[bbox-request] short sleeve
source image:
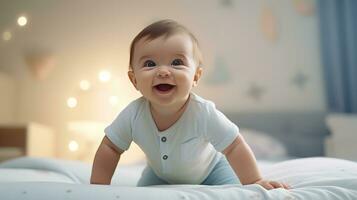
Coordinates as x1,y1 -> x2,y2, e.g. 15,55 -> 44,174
205,102 -> 240,152
104,102 -> 135,151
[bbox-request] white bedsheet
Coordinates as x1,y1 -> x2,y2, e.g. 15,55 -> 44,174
0,157 -> 356,200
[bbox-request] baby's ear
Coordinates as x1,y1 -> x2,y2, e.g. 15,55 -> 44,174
193,67 -> 203,87
128,70 -> 138,90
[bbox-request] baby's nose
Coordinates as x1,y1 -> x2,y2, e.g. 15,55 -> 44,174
156,66 -> 171,78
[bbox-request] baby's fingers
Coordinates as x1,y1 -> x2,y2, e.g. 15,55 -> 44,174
260,182 -> 274,190
282,183 -> 292,190
270,181 -> 284,189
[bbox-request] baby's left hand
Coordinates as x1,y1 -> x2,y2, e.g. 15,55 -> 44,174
254,179 -> 291,190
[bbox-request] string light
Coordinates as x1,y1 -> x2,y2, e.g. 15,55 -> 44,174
17,16 -> 28,26
2,31 -> 12,41
68,140 -> 79,152
79,80 -> 91,91
98,70 -> 111,82
67,97 -> 77,108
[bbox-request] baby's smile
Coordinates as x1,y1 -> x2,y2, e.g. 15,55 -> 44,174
153,83 -> 176,95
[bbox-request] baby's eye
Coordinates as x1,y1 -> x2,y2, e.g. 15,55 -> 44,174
171,59 -> 184,66
143,60 -> 156,67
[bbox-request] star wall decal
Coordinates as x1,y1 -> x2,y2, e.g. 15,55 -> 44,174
220,0 -> 234,8
246,83 -> 266,101
291,71 -> 309,89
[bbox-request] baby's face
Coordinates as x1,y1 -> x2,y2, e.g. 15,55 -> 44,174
129,33 -> 202,107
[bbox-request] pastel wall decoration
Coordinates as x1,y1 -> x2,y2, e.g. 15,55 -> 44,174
24,47 -> 57,81
292,0 -> 315,16
220,0 -> 234,8
246,83 -> 266,101
261,5 -> 279,42
291,70 -> 309,89
204,56 -> 232,85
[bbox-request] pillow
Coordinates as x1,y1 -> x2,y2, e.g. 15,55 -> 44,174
240,129 -> 287,160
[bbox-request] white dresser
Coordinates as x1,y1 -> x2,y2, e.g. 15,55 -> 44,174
0,123 -> 55,162
0,72 -> 56,162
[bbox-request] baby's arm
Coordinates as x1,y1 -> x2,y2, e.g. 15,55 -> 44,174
90,136 -> 124,185
223,136 -> 290,190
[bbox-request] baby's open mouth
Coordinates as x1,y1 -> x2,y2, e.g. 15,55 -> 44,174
154,84 -> 176,92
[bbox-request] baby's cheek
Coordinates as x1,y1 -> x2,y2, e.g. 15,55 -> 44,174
178,80 -> 193,92
177,72 -> 195,84
137,76 -> 152,87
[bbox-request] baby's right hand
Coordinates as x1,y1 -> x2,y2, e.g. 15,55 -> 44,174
254,179 -> 291,190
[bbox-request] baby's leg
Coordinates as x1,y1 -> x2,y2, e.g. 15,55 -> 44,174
137,165 -> 169,186
201,156 -> 241,185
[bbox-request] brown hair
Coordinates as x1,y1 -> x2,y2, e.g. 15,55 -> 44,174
129,19 -> 203,70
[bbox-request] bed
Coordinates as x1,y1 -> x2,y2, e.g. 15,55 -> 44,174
0,111 -> 356,199
0,156 -> 357,200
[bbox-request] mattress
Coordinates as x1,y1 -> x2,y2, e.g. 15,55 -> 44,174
0,157 -> 356,200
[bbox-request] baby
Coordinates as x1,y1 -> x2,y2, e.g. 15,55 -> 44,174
91,19 -> 290,190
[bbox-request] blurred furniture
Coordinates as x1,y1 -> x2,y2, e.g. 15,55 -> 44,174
0,72 -> 16,124
0,123 -> 55,162
325,113 -> 357,161
225,111 -> 329,157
